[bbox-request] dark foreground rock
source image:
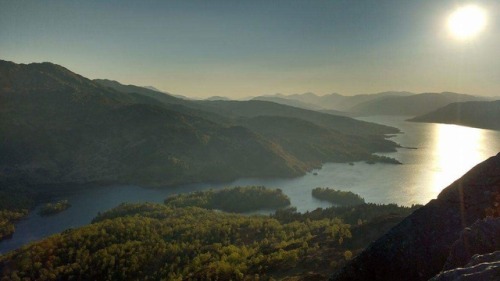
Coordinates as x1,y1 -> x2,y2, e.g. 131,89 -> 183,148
429,251 -> 500,281
442,217 -> 500,271
330,153 -> 500,281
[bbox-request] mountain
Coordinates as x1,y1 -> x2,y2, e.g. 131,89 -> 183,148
331,152 -> 500,281
142,85 -> 163,92
205,95 -> 231,101
409,100 -> 500,131
94,79 -> 229,124
0,60 -> 400,193
256,91 -> 414,111
94,79 -> 181,104
319,109 -> 358,118
349,92 -> 488,116
237,116 -> 400,166
96,80 -> 400,136
0,61 -> 307,188
252,95 -> 325,110
188,100 -> 400,136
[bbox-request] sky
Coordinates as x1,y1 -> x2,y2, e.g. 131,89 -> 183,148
1,0 -> 500,98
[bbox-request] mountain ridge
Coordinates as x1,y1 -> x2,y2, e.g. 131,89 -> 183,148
409,100 -> 500,131
349,92 -> 488,116
0,60 -> 400,193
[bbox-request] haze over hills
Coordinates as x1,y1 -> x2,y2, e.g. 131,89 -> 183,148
96,80 -> 399,136
253,95 -> 325,111
205,96 -> 232,101
252,91 -> 490,118
0,60 -> 399,193
409,100 -> 500,131
349,92 -> 489,116
254,91 -> 414,112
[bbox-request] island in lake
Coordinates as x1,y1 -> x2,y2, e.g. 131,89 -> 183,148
164,186 -> 290,213
39,200 -> 71,216
312,187 -> 366,206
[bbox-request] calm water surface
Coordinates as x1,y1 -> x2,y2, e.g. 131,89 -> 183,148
1,116 -> 500,253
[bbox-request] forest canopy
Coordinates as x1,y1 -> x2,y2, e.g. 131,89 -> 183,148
164,186 -> 290,213
312,187 -> 366,206
39,200 -> 71,216
0,197 -> 423,280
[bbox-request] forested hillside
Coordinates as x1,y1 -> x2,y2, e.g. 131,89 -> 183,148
0,200 -> 420,280
0,60 -> 400,194
409,100 -> 500,131
164,186 -> 291,212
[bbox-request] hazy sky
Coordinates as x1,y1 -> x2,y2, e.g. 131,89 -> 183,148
2,0 -> 500,98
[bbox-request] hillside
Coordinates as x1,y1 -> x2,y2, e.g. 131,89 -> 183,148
238,116 -> 400,165
0,60 -> 400,195
256,91 -> 414,112
0,60 -> 307,189
95,80 -> 398,136
94,79 -> 230,124
189,100 -> 400,136
409,100 -> 500,131
349,92 -> 487,116
0,197 -> 420,280
252,95 -> 325,111
331,153 -> 500,281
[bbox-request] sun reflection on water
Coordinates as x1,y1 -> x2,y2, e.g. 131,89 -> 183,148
431,124 -> 484,193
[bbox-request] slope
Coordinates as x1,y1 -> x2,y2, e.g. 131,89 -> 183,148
0,60 -> 306,188
190,100 -> 400,136
94,80 -> 400,136
238,116 -> 400,165
409,100 -> 500,131
349,92 -> 488,116
252,95 -> 326,111
256,91 -> 414,111
331,153 -> 500,281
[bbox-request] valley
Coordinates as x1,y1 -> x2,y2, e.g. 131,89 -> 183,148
1,61 -> 499,280
2,1 -> 500,280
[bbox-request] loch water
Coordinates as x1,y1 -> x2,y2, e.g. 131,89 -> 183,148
2,116 -> 500,254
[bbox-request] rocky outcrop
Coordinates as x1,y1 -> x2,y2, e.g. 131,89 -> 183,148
442,217 -> 500,270
429,251 -> 500,281
330,153 -> 500,281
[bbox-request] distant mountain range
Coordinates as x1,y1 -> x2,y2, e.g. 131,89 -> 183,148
409,100 -> 500,131
0,60 -> 399,193
204,96 -> 231,101
253,91 -> 414,112
349,92 -> 488,116
251,91 -> 490,118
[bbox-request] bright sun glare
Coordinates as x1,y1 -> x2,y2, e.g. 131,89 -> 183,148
448,5 -> 487,40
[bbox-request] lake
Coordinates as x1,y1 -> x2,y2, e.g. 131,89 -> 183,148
1,116 -> 500,254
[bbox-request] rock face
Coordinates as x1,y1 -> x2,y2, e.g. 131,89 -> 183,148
330,153 -> 500,281
429,251 -> 500,281
442,217 -> 500,270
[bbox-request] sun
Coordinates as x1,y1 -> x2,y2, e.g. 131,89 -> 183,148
448,5 -> 487,40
